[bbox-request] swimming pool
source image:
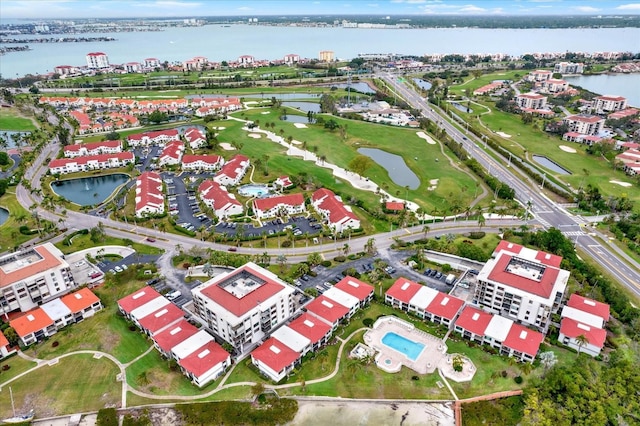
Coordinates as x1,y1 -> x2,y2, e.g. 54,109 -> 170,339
238,184 -> 271,197
381,332 -> 425,361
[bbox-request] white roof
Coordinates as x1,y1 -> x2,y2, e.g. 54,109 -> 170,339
561,306 -> 605,328
271,326 -> 310,353
485,315 -> 513,342
130,296 -> 169,321
40,298 -> 72,321
172,329 -> 214,360
409,286 -> 439,309
323,287 -> 359,310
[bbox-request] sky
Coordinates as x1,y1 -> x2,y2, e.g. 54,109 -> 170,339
2,0 -> 640,20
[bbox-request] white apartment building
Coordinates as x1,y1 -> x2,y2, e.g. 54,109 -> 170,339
252,193 -> 306,219
86,52 -> 109,69
0,243 -> 77,315
48,152 -> 134,175
515,93 -> 547,110
473,241 -> 569,333
554,62 -> 584,75
311,188 -> 360,233
213,155 -> 250,187
135,171 -> 164,217
593,95 -> 627,114
198,180 -> 243,218
191,263 -> 296,353
562,114 -> 605,136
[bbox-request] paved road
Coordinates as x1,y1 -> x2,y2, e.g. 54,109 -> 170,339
378,71 -> 640,298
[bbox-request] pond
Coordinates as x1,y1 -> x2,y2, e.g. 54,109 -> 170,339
282,101 -> 321,113
51,174 -> 130,206
413,78 -> 432,91
450,102 -> 473,114
0,207 -> 8,226
0,130 -> 31,149
280,115 -> 314,124
532,155 -> 572,175
327,82 -> 376,94
357,148 -> 420,189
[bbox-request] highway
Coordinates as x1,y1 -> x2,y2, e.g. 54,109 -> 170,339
378,72 -> 640,297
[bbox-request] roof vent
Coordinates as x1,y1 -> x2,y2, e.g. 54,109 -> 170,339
472,313 -> 480,321
519,330 -> 528,339
74,294 -> 83,299
197,349 -> 211,359
440,297 -> 450,306
154,308 -> 169,318
170,327 -> 182,335
303,320 -> 315,328
584,299 -> 596,306
269,345 -> 281,354
347,280 -> 359,288
577,322 -> 591,331
321,300 -> 334,309
401,282 -> 410,291
27,314 -> 35,321
132,291 -> 146,300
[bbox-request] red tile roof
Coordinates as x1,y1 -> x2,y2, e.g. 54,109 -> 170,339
178,340 -> 230,378
49,152 -> 134,169
10,308 -> 54,338
0,330 -> 9,348
60,288 -> 100,313
251,337 -> 300,373
454,306 -> 493,336
160,140 -> 183,161
304,295 -> 350,324
198,180 -> 241,211
199,265 -> 288,318
487,253 -> 560,298
217,154 -> 249,180
502,323 -> 544,356
153,319 -> 199,353
117,286 -> 162,315
183,154 -> 222,165
566,114 -> 603,123
386,202 -> 405,211
64,140 -> 121,154
559,317 -> 606,348
311,188 -> 358,226
136,171 -> 163,212
334,276 -> 373,302
287,313 -> 332,345
566,294 -> 610,322
385,278 -> 422,304
137,303 -> 185,334
1,244 -> 65,288
254,193 -> 305,212
425,292 -> 464,321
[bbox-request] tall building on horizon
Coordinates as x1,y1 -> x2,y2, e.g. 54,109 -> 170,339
86,52 -> 109,69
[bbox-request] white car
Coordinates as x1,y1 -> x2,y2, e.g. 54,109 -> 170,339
121,264 -> 128,270
114,266 -> 123,273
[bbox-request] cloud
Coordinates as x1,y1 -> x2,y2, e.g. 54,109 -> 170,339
459,5 -> 486,13
131,1 -> 202,8
237,6 -> 253,11
573,6 -> 600,12
616,3 -> 640,10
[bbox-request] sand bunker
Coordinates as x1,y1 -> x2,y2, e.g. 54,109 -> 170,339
219,143 -> 236,150
294,123 -> 308,129
610,180 -> 632,187
559,145 -> 577,153
212,126 -> 226,130
261,111 -> 270,114
247,133 -> 262,139
416,131 -> 436,145
428,178 -> 439,191
496,131 -> 512,138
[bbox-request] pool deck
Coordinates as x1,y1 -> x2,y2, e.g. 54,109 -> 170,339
364,316 -> 447,375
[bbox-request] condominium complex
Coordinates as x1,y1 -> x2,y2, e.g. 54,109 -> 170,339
0,243 -> 77,315
473,241 -> 569,332
191,263 -> 296,353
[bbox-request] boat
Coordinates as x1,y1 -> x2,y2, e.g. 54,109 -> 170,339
2,387 -> 34,424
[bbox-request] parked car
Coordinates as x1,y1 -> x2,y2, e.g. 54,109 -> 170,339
114,266 -> 123,273
146,237 -> 156,242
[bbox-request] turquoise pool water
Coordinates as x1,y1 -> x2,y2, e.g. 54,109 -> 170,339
238,184 -> 271,197
381,332 -> 425,361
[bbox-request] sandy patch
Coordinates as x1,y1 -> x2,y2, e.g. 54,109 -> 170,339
261,111 -> 270,114
248,133 -> 262,139
416,131 -> 436,145
294,123 -> 308,129
610,180 -> 632,187
496,131 -> 512,138
289,400 -> 454,426
559,145 -> 577,153
219,142 -> 236,150
212,126 -> 226,130
428,178 -> 439,191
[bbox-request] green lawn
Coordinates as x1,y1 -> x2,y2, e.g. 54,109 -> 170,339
54,232 -> 163,255
0,191 -> 47,251
0,354 -> 120,418
0,108 -> 37,131
126,349 -> 221,396
0,354 -> 38,384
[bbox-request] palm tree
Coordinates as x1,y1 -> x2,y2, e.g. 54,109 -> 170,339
364,237 -> 376,255
575,334 -> 589,356
342,243 -> 350,256
276,254 -> 287,273
307,252 -> 322,267
422,225 -> 430,239
477,213 -> 486,230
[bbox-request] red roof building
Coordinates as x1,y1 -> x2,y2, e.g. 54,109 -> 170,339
424,292 -> 464,325
191,262 -> 296,352
502,322 -> 544,360
214,154 -> 250,186
286,313 -> 332,350
385,201 -> 405,211
311,188 -> 360,233
566,294 -> 610,324
454,306 -> 493,341
153,319 -> 199,356
559,317 -> 607,356
137,303 -> 185,336
135,171 -> 164,218
198,180 -> 243,218
304,295 -> 350,328
48,152 -> 135,175
253,193 -> 306,219
117,286 -> 162,316
178,340 -> 231,387
334,276 -> 374,305
250,337 -> 300,382
10,308 -> 55,346
183,154 -> 224,171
